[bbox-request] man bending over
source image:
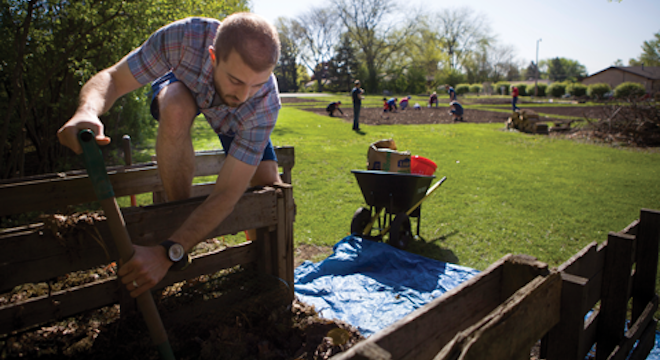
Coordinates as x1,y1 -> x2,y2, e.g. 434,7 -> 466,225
57,13 -> 282,298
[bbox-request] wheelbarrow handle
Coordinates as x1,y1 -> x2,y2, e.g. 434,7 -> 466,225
379,176 -> 447,237
78,129 -> 176,360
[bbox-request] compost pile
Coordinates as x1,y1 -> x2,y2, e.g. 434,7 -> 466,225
2,270 -> 364,360
566,100 -> 660,147
0,213 -> 364,360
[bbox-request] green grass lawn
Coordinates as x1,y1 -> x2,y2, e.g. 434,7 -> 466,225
270,106 -> 660,271
125,99 -> 659,272
119,99 -> 660,321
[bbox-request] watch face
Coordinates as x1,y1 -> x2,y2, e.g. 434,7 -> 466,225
168,243 -> 185,262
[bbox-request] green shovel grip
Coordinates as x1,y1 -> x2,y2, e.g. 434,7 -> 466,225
78,129 -> 115,200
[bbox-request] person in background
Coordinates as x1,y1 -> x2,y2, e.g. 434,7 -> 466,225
512,86 -> 519,111
387,97 -> 398,112
399,96 -> 411,110
326,101 -> 344,117
351,80 -> 364,130
413,102 -> 421,110
448,100 -> 464,122
445,84 -> 456,102
428,92 -> 438,108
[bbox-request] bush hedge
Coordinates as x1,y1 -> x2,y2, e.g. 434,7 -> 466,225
547,82 -> 567,98
511,83 -> 528,96
566,83 -> 588,97
613,82 -> 646,99
587,83 -> 611,99
469,84 -> 482,94
456,84 -> 471,95
494,81 -> 511,95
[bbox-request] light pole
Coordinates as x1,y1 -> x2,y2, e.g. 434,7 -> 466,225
535,38 -> 542,97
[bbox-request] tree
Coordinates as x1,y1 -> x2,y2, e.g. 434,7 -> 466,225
542,57 -> 587,82
334,0 -> 409,92
296,6 -> 342,92
0,0 -> 248,179
326,33 -> 360,92
629,31 -> 660,67
274,17 -> 304,93
432,7 -> 493,72
404,14 -> 448,91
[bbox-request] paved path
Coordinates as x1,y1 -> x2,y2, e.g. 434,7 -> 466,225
279,93 -> 330,98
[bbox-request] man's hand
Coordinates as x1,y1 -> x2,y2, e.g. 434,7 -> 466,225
57,115 -> 111,154
118,245 -> 171,298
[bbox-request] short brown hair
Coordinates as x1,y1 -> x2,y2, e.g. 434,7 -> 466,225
214,12 -> 280,72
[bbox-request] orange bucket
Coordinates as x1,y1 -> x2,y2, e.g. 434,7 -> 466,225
411,155 -> 437,176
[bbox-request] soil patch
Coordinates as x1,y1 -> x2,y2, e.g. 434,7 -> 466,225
306,106 -> 515,126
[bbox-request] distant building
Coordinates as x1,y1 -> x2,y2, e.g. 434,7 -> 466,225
581,66 -> 660,94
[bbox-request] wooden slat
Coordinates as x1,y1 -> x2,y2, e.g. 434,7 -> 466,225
595,232 -> 635,360
0,242 -> 256,335
545,272 -> 589,360
607,295 -> 658,360
631,209 -> 660,323
0,187 -> 278,293
434,273 -> 561,360
581,309 -> 599,360
558,241 -> 605,280
332,254 -> 549,360
627,319 -> 658,360
0,147 -> 294,217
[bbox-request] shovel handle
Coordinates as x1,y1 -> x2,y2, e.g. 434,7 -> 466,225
78,129 -> 175,360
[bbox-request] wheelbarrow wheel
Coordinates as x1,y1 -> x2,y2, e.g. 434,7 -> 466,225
351,207 -> 372,236
389,212 -> 412,249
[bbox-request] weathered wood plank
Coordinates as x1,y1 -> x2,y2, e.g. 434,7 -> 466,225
545,272 -> 589,360
631,209 -> 660,323
582,309 -> 599,360
627,319 -> 658,360
434,272 -> 561,360
558,241 -> 605,280
607,295 -> 658,360
595,232 -> 635,360
0,242 -> 256,335
0,188 -> 278,293
332,255 -> 549,360
0,147 -> 294,216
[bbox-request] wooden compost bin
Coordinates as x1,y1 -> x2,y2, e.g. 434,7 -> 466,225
332,208 -> 660,360
0,147 -> 295,336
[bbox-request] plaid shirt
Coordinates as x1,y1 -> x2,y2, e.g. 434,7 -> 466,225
126,17 -> 280,166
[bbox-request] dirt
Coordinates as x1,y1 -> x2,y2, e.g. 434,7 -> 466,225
290,97 -> 606,127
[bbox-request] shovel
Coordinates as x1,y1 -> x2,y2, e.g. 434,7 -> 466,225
78,129 -> 175,360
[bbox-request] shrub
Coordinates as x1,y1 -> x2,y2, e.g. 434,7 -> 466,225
587,83 -> 611,99
455,83 -> 471,95
531,83 -> 547,97
512,83 -> 528,96
469,84 -> 482,94
547,82 -> 568,98
494,81 -> 511,95
566,83 -> 588,97
613,82 -> 646,99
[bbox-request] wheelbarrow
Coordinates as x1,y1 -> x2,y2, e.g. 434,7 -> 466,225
350,170 -> 447,249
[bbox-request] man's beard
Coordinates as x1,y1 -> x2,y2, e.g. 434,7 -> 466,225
215,82 -> 242,108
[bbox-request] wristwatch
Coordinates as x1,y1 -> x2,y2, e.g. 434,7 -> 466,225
159,240 -> 191,271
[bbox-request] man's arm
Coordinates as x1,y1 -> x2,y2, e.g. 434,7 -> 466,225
57,56 -> 143,154
118,154 -> 257,297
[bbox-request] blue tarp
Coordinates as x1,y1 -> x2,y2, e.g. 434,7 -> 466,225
293,235 -> 480,337
294,236 -> 660,357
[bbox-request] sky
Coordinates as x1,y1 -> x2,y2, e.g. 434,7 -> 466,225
250,0 -> 660,76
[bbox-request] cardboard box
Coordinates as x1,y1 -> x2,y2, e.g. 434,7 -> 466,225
367,139 -> 411,173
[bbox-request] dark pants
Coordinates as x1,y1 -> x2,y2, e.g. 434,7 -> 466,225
353,103 -> 361,129
512,96 -> 519,111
